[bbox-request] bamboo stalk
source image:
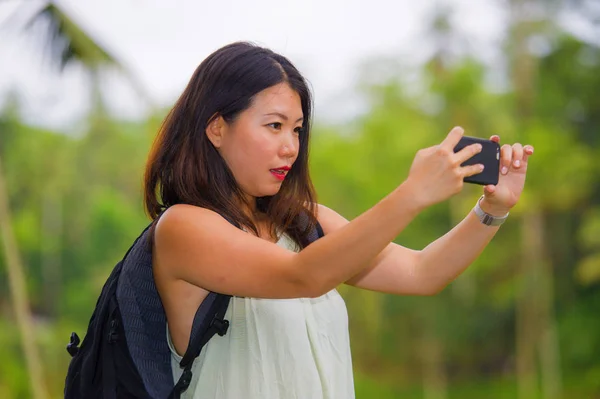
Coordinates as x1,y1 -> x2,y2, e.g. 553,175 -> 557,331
0,155 -> 48,399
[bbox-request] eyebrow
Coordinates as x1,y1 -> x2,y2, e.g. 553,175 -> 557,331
264,112 -> 303,123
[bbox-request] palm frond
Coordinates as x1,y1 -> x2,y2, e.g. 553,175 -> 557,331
23,3 -> 116,71
21,1 -> 154,106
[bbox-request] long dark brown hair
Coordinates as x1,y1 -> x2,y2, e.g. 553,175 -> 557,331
144,42 -> 318,247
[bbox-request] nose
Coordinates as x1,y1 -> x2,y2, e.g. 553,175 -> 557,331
279,130 -> 299,159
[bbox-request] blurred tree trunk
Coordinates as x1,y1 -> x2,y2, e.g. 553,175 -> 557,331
525,207 -> 563,399
534,216 -> 562,399
509,0 -> 562,398
420,317 -> 447,399
516,211 -> 541,399
518,209 -> 561,399
0,155 -> 48,399
41,192 -> 62,318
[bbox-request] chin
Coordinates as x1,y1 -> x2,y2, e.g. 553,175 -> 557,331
259,183 -> 283,197
263,188 -> 282,197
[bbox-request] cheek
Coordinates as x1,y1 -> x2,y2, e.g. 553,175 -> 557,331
228,131 -> 273,173
244,133 -> 275,161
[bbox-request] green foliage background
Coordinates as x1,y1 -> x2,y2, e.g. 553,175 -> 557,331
1,1 -> 599,398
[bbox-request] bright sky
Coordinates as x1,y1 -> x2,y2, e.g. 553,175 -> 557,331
0,0 -> 512,129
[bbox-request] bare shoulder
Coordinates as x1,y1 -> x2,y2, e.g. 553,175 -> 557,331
153,203 -> 240,281
155,204 -> 230,238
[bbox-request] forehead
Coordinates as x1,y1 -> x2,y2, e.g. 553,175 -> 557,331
249,83 -> 303,118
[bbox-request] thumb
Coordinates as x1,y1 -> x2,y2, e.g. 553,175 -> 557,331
484,185 -> 496,197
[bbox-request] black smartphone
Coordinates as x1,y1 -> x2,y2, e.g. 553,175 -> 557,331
453,136 -> 500,186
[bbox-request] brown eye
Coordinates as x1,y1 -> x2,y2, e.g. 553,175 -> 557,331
294,127 -> 304,135
267,122 -> 282,130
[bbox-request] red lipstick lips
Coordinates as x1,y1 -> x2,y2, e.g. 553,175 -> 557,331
270,166 -> 290,181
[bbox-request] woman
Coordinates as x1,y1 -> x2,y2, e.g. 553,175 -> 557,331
145,41 -> 533,398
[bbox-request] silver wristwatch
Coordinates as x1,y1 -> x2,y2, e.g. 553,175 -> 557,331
473,196 -> 509,226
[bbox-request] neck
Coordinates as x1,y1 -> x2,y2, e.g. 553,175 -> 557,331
237,193 -> 259,220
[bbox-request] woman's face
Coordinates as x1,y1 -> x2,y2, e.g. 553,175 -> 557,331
211,82 -> 304,201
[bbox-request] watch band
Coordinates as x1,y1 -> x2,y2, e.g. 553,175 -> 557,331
473,196 -> 509,226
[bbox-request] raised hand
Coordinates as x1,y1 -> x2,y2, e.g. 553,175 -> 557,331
480,135 -> 534,215
406,126 -> 484,209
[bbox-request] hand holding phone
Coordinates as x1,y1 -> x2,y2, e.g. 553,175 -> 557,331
453,136 -> 500,186
405,128 -> 496,209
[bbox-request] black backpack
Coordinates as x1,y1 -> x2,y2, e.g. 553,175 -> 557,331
64,217 -> 324,399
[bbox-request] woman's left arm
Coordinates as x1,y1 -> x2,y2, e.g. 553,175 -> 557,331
342,136 -> 534,295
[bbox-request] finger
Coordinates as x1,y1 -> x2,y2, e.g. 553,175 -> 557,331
500,144 -> 512,175
454,143 -> 483,164
512,143 -> 524,169
490,135 -> 500,143
441,126 -> 465,150
484,185 -> 496,195
522,144 -> 534,163
461,163 -> 485,178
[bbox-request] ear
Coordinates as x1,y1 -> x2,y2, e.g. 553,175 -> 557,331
205,114 -> 226,148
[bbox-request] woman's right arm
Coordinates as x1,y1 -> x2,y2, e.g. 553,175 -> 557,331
153,127 -> 484,299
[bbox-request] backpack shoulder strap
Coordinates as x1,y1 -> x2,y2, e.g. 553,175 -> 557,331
315,220 -> 324,239
179,292 -> 231,369
169,292 -> 231,397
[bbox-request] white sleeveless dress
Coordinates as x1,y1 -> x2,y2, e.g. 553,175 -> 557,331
167,233 -> 355,399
